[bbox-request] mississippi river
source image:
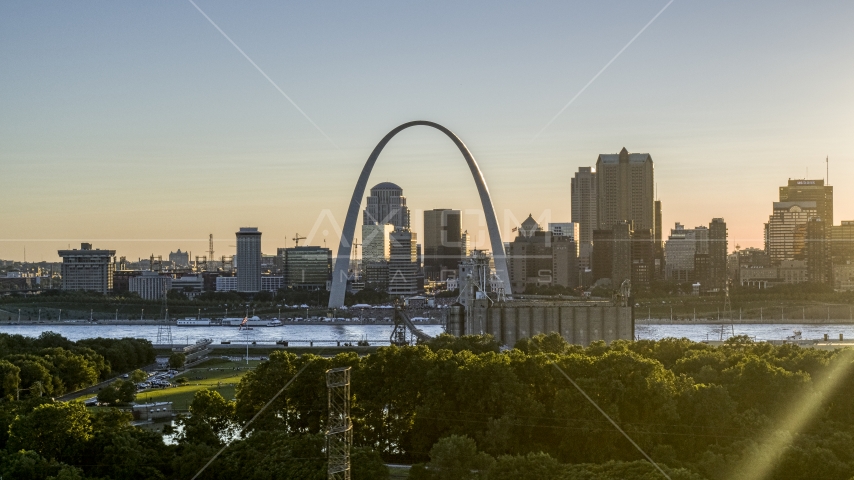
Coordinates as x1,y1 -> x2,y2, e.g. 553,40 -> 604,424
2,322 -> 854,345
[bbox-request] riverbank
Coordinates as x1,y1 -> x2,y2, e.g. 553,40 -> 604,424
0,318 -> 442,327
153,345 -> 382,356
637,317 -> 854,325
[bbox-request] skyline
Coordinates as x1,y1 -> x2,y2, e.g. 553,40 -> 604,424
2,1 -> 853,261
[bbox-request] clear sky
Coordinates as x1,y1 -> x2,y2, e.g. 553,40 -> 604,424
1,0 -> 852,262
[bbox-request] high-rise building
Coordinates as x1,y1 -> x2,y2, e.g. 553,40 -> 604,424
806,218 -> 829,284
612,221 -> 633,286
235,227 -> 262,292
780,179 -> 833,283
363,182 -> 410,230
58,243 -> 116,294
654,200 -> 664,279
591,229 -> 614,284
548,223 -> 579,243
361,224 -> 394,264
423,209 -> 462,281
571,167 -> 597,269
665,224 -> 696,283
831,221 -> 854,264
831,220 -> 854,293
508,215 -> 577,293
766,202 -> 818,264
461,230 -> 471,258
388,230 -> 419,296
779,179 -> 833,226
595,148 -> 654,232
282,246 -> 332,290
708,218 -> 728,290
631,228 -> 654,287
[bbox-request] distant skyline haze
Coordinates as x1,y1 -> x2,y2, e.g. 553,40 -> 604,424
1,1 -> 852,261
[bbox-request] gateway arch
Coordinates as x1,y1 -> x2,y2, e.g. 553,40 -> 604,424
328,120 -> 510,308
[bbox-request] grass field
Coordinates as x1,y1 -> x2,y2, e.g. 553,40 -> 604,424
132,358 -> 262,410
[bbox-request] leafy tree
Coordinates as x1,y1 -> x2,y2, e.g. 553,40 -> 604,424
0,450 -> 83,480
413,435 -> 495,480
486,452 -> 566,480
352,446 -> 390,480
203,431 -> 326,480
169,352 -> 186,370
179,389 -> 236,446
9,356 -> 55,396
80,426 -> 173,480
7,401 -> 92,462
514,332 -> 576,355
426,334 -> 500,354
130,369 -> 148,383
39,347 -> 100,393
97,379 -> 136,406
0,359 -> 20,400
253,290 -> 274,302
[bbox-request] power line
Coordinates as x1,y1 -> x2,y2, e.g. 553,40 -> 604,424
190,361 -> 311,480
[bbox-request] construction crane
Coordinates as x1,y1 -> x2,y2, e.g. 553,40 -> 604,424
352,238 -> 361,258
292,233 -> 306,247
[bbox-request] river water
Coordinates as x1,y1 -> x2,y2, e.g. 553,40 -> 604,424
0,323 -> 447,346
2,323 -> 854,345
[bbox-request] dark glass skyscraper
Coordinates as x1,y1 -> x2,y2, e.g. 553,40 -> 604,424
423,209 -> 462,281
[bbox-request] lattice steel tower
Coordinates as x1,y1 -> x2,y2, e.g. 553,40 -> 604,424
326,367 -> 352,480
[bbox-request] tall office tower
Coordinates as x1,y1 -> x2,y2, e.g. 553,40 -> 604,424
282,246 -> 332,290
548,223 -> 579,242
687,221 -> 707,285
595,148 -> 654,232
612,221 -> 633,286
508,215 -> 577,293
361,224 -> 394,263
832,221 -> 854,291
423,209 -> 462,281
235,227 -> 262,292
832,221 -> 854,263
58,243 -> 116,294
591,229 -> 614,283
654,200 -> 664,279
780,179 -> 833,283
388,230 -> 419,296
665,224 -> 696,282
766,202 -> 818,264
631,228 -> 654,287
571,167 -> 597,269
806,218 -> 829,284
363,182 -> 410,229
708,218 -> 728,290
461,230 -> 471,258
779,179 -> 833,226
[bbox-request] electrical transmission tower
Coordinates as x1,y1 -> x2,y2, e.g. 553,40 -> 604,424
156,289 -> 172,346
326,367 -> 352,480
